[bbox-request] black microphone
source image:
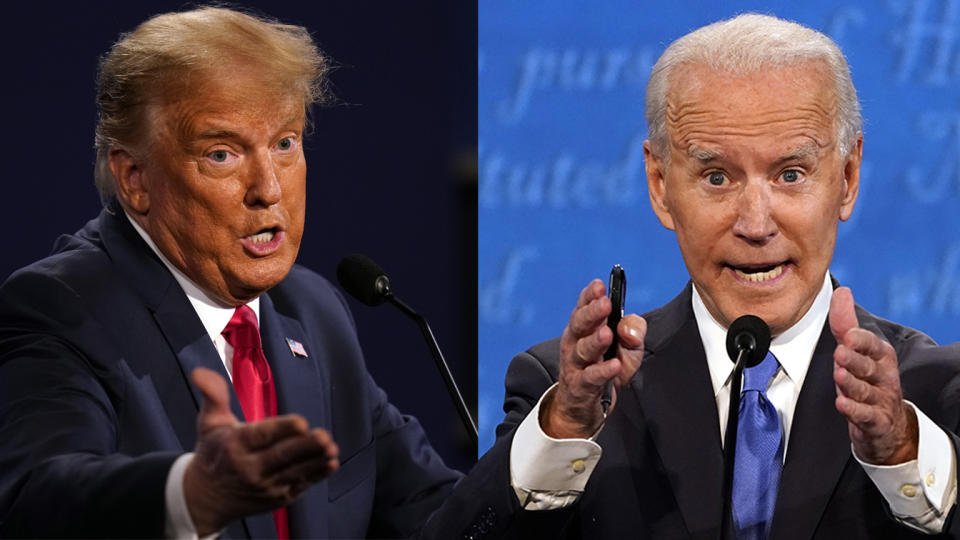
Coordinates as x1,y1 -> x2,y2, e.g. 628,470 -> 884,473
336,254 -> 478,446
720,314 -> 771,540
336,254 -> 392,306
725,314 -> 771,368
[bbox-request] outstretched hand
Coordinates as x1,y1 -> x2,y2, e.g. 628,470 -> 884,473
542,279 -> 647,439
183,368 -> 340,535
830,287 -> 917,465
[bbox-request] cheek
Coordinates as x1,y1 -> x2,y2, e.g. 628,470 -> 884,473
797,219 -> 838,265
150,174 -> 225,226
179,202 -> 228,240
670,202 -> 730,260
284,166 -> 307,220
278,181 -> 306,257
782,196 -> 840,245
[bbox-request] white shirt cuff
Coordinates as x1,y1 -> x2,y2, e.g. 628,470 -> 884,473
165,452 -> 203,539
857,401 -> 957,532
509,384 -> 603,510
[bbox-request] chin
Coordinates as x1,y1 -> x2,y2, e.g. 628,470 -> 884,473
245,273 -> 289,295
715,299 -> 793,337
751,306 -> 801,338
231,262 -> 294,299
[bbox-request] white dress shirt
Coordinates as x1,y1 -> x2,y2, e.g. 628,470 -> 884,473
510,274 -> 956,533
126,213 -> 257,539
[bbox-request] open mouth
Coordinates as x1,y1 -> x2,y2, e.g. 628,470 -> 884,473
727,262 -> 787,283
247,228 -> 278,245
241,227 -> 284,255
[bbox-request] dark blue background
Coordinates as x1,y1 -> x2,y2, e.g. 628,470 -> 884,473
0,2 -> 477,471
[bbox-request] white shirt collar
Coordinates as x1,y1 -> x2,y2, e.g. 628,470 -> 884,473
692,272 -> 832,397
124,211 -> 260,345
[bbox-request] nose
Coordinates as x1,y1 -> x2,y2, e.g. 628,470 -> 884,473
244,149 -> 282,207
731,179 -> 777,245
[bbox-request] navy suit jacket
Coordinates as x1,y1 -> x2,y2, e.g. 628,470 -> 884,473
434,283 -> 960,539
0,201 -> 461,538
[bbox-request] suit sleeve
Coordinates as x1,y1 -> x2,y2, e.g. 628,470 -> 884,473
927,344 -> 960,537
361,375 -> 464,537
420,341 -> 583,540
0,270 -> 179,538
304,281 -> 464,538
509,384 -> 602,509
857,401 -> 957,533
889,336 -> 960,537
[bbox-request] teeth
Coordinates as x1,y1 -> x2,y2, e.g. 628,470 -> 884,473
734,264 -> 784,283
248,230 -> 275,245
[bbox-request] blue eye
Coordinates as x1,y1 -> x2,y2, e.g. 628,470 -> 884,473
782,170 -> 800,183
708,172 -> 726,186
277,137 -> 293,151
209,150 -> 229,163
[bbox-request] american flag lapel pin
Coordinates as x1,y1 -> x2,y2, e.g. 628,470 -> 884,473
285,337 -> 308,358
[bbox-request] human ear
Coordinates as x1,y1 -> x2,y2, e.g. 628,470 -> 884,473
109,148 -> 150,214
838,135 -> 862,222
645,140 -> 676,231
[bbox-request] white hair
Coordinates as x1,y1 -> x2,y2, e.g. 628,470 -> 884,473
645,13 -> 862,157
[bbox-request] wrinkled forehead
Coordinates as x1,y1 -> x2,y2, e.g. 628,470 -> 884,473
147,64 -> 307,145
664,62 -> 839,157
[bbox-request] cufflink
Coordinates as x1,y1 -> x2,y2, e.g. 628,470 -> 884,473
900,484 -> 918,498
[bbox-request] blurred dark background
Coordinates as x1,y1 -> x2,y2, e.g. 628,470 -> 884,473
0,1 -> 478,471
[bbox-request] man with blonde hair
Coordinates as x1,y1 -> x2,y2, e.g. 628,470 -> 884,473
0,7 -> 461,538
443,13 -> 960,539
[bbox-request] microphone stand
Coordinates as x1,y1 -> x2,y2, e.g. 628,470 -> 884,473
720,348 -> 748,540
385,292 -> 479,446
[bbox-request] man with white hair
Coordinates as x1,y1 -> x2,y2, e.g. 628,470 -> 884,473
442,14 -> 960,540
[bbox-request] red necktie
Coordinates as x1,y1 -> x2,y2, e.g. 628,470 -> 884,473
222,305 -> 289,540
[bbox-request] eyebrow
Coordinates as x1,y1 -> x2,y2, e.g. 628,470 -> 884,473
685,142 -> 821,165
775,143 -> 820,164
687,145 -> 724,162
191,114 -> 304,142
194,128 -> 241,141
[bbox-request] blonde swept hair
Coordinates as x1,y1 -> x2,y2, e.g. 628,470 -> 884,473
645,13 -> 862,159
93,6 -> 330,202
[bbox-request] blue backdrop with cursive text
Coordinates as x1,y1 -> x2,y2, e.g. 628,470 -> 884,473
479,0 -> 960,452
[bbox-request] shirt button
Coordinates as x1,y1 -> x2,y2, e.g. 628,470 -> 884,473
900,484 -> 918,498
571,459 -> 586,474
926,472 -> 936,487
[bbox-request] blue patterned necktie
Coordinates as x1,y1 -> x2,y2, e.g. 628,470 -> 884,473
732,351 -> 783,540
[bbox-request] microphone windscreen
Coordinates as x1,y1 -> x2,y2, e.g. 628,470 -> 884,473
725,314 -> 772,368
337,254 -> 389,306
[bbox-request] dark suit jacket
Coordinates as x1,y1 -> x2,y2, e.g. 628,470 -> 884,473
0,201 -> 461,539
433,283 -> 960,539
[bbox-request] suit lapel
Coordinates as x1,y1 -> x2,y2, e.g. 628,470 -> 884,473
145,255 -> 277,540
151,290 -> 244,420
259,293 -> 332,537
627,291 -> 725,538
96,204 -> 247,425
769,322 -> 851,539
260,294 -> 331,428
97,205 -> 278,539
